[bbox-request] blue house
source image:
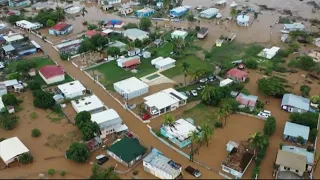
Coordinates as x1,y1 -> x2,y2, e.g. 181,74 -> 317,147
170,6 -> 189,18
283,122 -> 310,145
160,118 -> 202,148
8,0 -> 31,8
2,40 -> 40,57
136,7 -> 155,17
49,23 -> 73,36
281,93 -> 312,113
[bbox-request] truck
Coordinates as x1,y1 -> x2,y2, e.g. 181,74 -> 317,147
185,166 -> 201,178
227,33 -> 236,42
197,27 -> 209,39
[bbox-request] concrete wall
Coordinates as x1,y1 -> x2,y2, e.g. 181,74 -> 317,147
39,72 -> 65,85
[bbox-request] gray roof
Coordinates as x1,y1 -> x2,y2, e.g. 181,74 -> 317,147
2,44 -> 15,52
284,23 -> 305,30
282,145 -> 314,165
124,28 -> 148,38
238,93 -> 258,101
200,8 -> 219,16
281,93 -> 310,111
109,40 -> 126,48
284,122 -> 310,140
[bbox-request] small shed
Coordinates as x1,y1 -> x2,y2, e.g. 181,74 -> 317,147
143,51 -> 151,59
236,15 -> 250,27
200,8 -> 219,18
171,30 -> 188,40
28,68 -> 36,77
151,57 -> 176,70
219,78 -> 233,87
236,93 -> 258,108
283,122 -> 310,145
197,27 -> 209,39
226,141 -> 239,152
216,39 -> 224,47
260,46 -> 280,59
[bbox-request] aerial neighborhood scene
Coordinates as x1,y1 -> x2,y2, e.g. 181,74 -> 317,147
1,0 -> 320,179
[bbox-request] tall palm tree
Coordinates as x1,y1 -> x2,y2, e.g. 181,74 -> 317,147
189,130 -> 200,162
162,114 -> 176,127
200,122 -> 214,147
81,7 -> 88,17
247,132 -> 265,152
201,85 -> 214,104
172,37 -> 185,54
217,108 -> 227,127
98,20 -> 104,29
222,104 -> 232,126
181,62 -> 190,85
56,7 -> 65,22
190,68 -> 205,81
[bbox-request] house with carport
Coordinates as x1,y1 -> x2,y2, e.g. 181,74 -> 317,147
57,80 -> 86,99
170,6 -> 189,17
171,30 -> 188,40
281,94 -> 312,113
113,77 -> 149,100
39,65 -> 65,85
0,137 -> 29,166
117,56 -> 141,68
283,122 -> 310,145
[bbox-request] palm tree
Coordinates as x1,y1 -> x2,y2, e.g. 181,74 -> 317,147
56,7 -> 65,22
222,104 -> 232,126
189,130 -> 200,162
201,86 -> 214,104
81,7 -> 88,17
230,8 -> 238,18
247,132 -> 265,152
125,42 -> 135,52
172,37 -> 185,54
181,62 -> 190,85
200,122 -> 214,147
162,114 -> 176,126
190,68 -> 205,81
217,108 -> 227,127
163,0 -> 171,10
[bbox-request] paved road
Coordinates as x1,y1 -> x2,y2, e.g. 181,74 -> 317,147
25,32 -> 222,179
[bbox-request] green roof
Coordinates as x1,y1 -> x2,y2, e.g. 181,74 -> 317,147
108,137 -> 147,163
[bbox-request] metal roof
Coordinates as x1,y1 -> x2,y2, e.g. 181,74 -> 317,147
281,93 -> 310,111
283,122 -> 310,140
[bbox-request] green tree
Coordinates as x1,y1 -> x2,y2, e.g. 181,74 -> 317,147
247,132 -> 265,151
0,111 -> 18,130
190,68 -> 205,81
79,39 -> 94,53
123,22 -> 139,30
172,37 -> 185,54
48,169 -> 56,176
33,90 -> 55,109
2,94 -> 19,106
8,72 -> 20,80
125,41 -> 135,51
19,153 -> 33,164
90,164 -> 120,179
134,39 -> 142,48
32,128 -> 42,137
139,17 -> 152,31
230,8 -> 238,17
75,111 -> 92,129
81,7 -> 88,17
257,77 -> 286,97
300,85 -> 311,97
28,81 -> 41,90
201,86 -> 214,104
66,142 -> 90,163
187,14 -> 195,22
299,56 -> 316,71
162,114 -> 176,126
16,61 -> 36,74
245,59 -> 258,69
297,136 -> 305,144
107,47 -> 120,57
46,19 -> 55,27
7,15 -> 23,24
290,112 -> 318,129
56,7 -> 65,22
263,116 -> 276,136
252,166 -> 260,179
200,122 -> 214,147
181,62 -> 190,85
87,24 -> 98,30
81,122 -> 100,141
309,129 -> 318,142
163,0 -> 171,10
90,34 -> 109,50
189,130 -> 200,162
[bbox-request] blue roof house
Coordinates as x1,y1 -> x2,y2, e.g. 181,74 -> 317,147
283,122 -> 310,145
136,7 -> 155,18
170,6 -> 189,18
281,93 -> 312,113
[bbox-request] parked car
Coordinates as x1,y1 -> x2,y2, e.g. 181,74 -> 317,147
191,90 -> 198,96
199,78 -> 208,83
258,110 -> 272,119
0,62 -> 5,69
185,166 -> 201,178
96,154 -> 109,165
197,86 -> 203,91
185,91 -> 191,97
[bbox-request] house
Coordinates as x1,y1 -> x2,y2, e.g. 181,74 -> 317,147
3,79 -> 19,90
197,27 -> 208,39
215,39 -> 224,47
57,80 -> 86,99
3,32 -> 24,44
103,20 -> 124,28
107,137 -> 147,167
143,51 -> 151,58
171,30 -> 188,40
86,30 -> 106,38
108,41 -> 126,52
117,56 -> 141,68
119,5 -> 133,15
226,68 -> 248,82
39,65 -> 65,85
151,57 -> 176,70
15,20 -> 42,31
9,0 -> 31,8
161,118 -> 202,148
0,83 -> 7,97
102,29 -> 114,35
91,109 -> 127,138
236,93 -> 258,108
308,50 -> 320,63
283,122 -> 310,145
123,28 -> 149,41
0,137 -> 29,166
200,8 -> 219,18
55,39 -> 82,55
136,7 -> 155,17
49,23 -> 73,36
221,141 -> 254,179
281,93 -> 311,113
143,148 -> 182,179
86,137 -> 102,152
282,146 -> 314,166
275,150 -> 307,177
170,6 -> 189,17
106,0 -> 121,5
114,77 -> 149,100
3,40 -> 40,56
219,78 -> 233,87
215,0 -> 227,6
128,48 -> 141,57
144,88 -> 188,116
236,15 -> 250,27
71,95 -> 105,114
284,23 -> 305,32
259,46 -> 280,59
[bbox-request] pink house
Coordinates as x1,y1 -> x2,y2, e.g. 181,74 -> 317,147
236,93 -> 258,107
227,68 -> 248,82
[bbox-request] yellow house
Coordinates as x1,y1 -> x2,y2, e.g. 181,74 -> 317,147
216,39 -> 224,47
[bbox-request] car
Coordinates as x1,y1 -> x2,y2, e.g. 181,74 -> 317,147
185,91 -> 191,97
96,154 -> 109,165
199,78 -> 208,83
185,166 -> 201,178
0,62 -> 4,69
196,86 -> 203,91
191,90 -> 198,96
258,110 -> 272,119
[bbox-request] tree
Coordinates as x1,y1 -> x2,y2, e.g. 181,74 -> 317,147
201,86 -> 214,104
32,128 -> 42,137
19,153 -> 33,164
79,39 -> 94,53
230,8 -> 238,17
16,61 -> 36,74
257,77 -> 286,97
75,111 -> 92,129
90,164 -> 120,179
300,85 -> 311,97
33,90 -> 55,109
125,41 -> 135,51
98,21 -> 104,28
56,7 -> 65,22
81,122 -> 100,141
202,86 -> 231,106
190,68 -> 205,81
200,123 -> 214,147
181,62 -> 190,85
299,56 -> 316,71
219,104 -> 232,126
8,72 -> 20,80
247,132 -> 265,151
90,34 -> 109,50
290,112 -> 318,129
28,81 -> 41,90
163,0 -> 171,10
66,142 -> 90,163
162,114 -> 175,126
309,129 -> 318,142
245,59 -> 258,69
297,136 -> 305,145
189,130 -> 200,162
123,22 -> 139,30
172,37 -> 185,54
46,19 -> 55,27
263,116 -> 276,136
88,24 -> 98,30
7,15 -> 23,24
139,17 -> 152,31
107,47 -> 120,57
134,39 -> 142,48
0,111 -> 18,130
48,169 -> 56,176
187,14 -> 195,23
2,94 -> 19,106
81,7 -> 88,17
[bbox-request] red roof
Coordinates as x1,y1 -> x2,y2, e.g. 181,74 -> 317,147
39,65 -> 65,79
123,59 -> 141,67
227,68 -> 248,79
51,23 -> 71,31
86,30 -> 99,37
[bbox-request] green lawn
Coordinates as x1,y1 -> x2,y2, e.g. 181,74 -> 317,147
88,58 -> 157,89
181,103 -> 217,128
149,42 -> 174,57
161,55 -> 213,78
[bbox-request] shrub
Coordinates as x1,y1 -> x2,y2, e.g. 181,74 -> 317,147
245,59 -> 258,69
279,142 -> 284,149
28,81 -> 41,90
83,21 -> 88,25
252,166 -> 260,179
263,116 -> 276,136
60,53 -> 70,61
66,142 -> 90,163
87,24 -> 98,30
2,94 -> 19,106
60,170 -> 67,176
19,153 -> 33,164
256,100 -> 264,109
48,169 -> 55,176
297,136 -> 304,144
32,129 -> 41,137
132,170 -> 139,175
215,121 -> 223,128
309,129 -> 318,142
300,85 -> 311,97
307,145 -> 315,152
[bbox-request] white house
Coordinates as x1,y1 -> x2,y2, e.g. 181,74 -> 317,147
57,80 -> 86,99
123,28 -> 149,41
38,65 -> 65,85
171,30 -> 188,40
15,20 -> 41,31
71,95 -> 105,114
0,82 -> 7,97
3,32 -> 24,44
151,57 -> 176,70
117,56 -> 141,68
0,137 -> 29,166
259,46 -> 280,59
143,148 -> 182,179
200,8 -> 219,18
219,78 -> 233,87
144,88 -> 188,116
0,97 -> 5,111
113,77 -> 149,100
91,109 -> 127,138
236,15 -> 250,27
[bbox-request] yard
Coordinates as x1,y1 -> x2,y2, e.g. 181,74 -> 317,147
148,42 -> 174,57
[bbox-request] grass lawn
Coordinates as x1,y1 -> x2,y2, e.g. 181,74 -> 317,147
149,42 -> 174,57
88,58 -> 157,89
161,55 -> 213,78
181,103 -> 217,128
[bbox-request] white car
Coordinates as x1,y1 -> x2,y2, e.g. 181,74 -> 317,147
191,90 -> 198,97
199,78 -> 208,83
258,110 -> 272,119
0,62 -> 4,69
